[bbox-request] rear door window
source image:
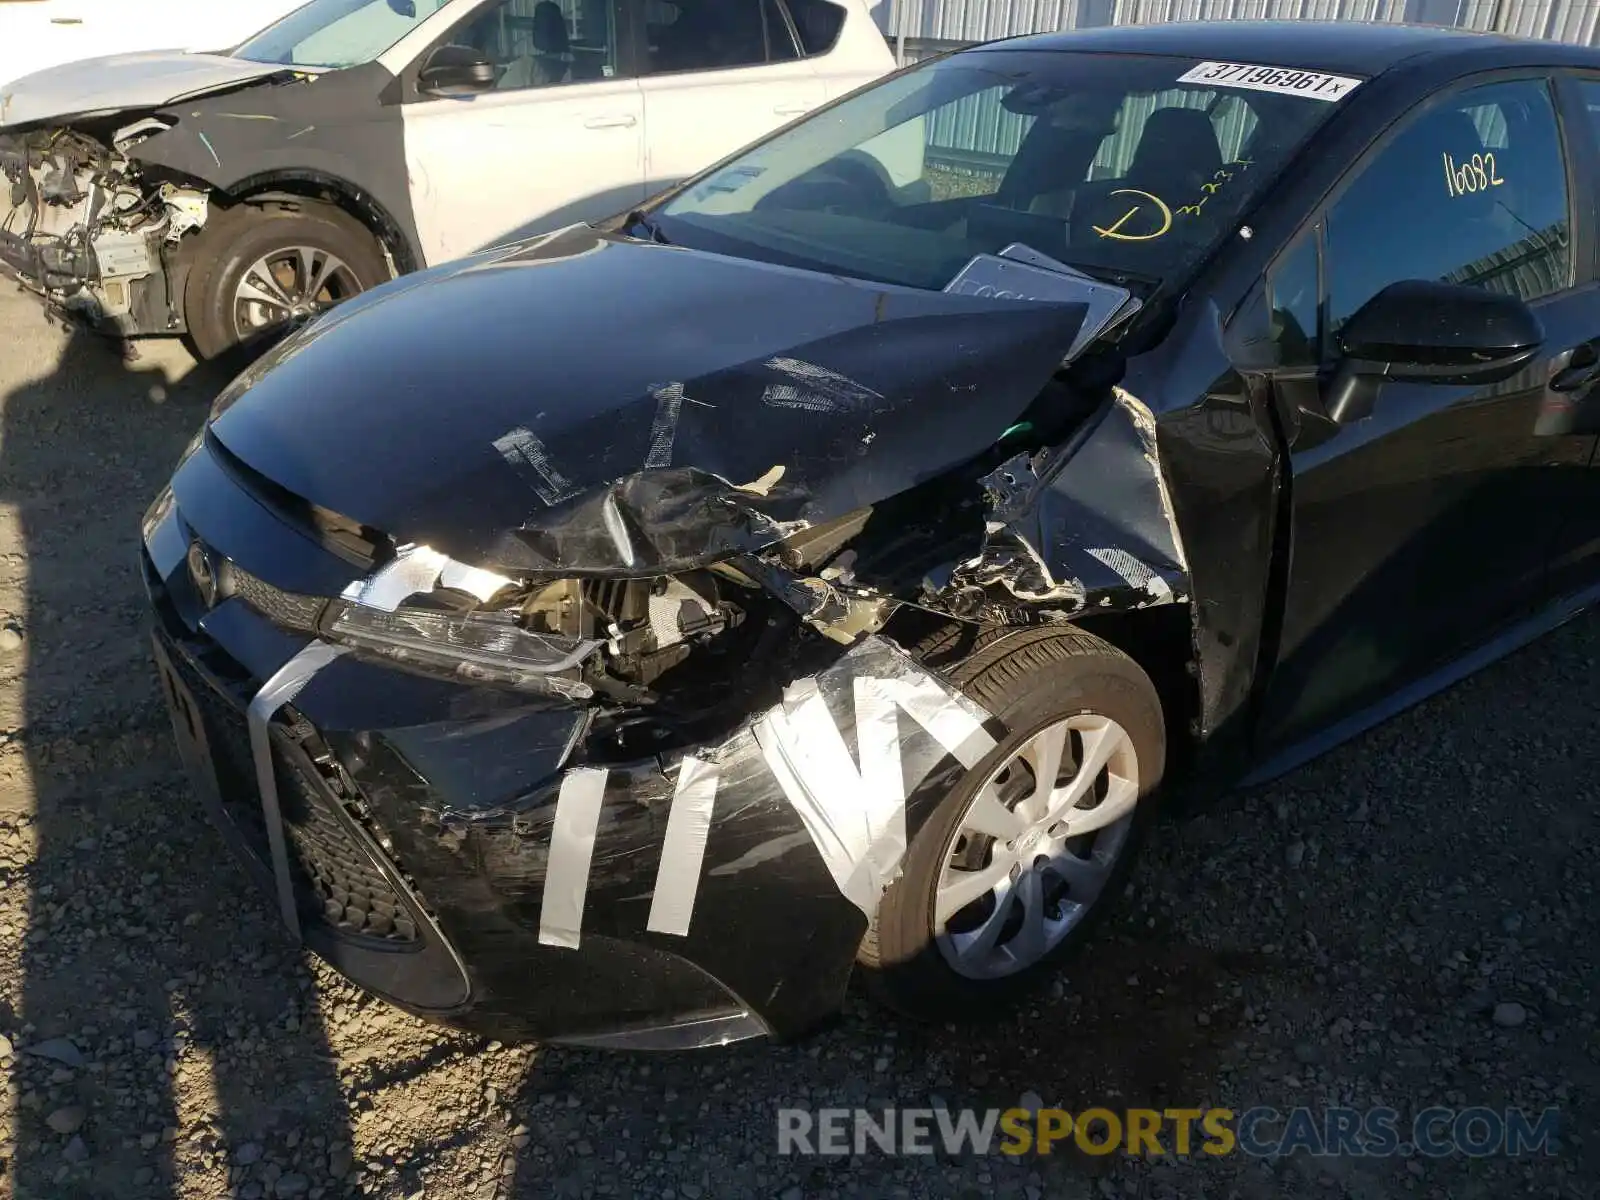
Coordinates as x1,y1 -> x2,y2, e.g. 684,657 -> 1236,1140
642,0 -> 799,74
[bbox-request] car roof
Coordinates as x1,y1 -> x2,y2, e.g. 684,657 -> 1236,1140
982,19 -> 1600,77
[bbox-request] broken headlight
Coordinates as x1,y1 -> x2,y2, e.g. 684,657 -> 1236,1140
328,546 -> 601,697
326,545 -> 757,699
327,603 -> 600,697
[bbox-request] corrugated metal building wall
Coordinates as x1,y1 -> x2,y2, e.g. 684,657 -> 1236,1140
871,0 -> 1600,45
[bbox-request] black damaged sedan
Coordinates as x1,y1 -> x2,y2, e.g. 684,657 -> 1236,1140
142,20 -> 1600,1048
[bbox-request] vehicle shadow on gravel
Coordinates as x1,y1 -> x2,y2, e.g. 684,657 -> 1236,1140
497,921 -> 1279,1198
1,326 -> 352,1200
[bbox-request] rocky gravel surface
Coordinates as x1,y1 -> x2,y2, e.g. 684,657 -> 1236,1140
0,285 -> 1596,1199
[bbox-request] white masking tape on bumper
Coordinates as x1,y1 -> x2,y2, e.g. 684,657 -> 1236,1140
752,640 -> 996,917
645,756 -> 720,937
247,639 -> 351,940
533,639 -> 994,947
538,767 -> 609,949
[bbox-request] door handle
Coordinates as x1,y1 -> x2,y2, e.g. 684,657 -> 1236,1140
774,104 -> 811,116
583,114 -> 637,129
1550,343 -> 1600,392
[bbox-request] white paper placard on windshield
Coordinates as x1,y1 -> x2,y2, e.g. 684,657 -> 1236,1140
1176,61 -> 1362,102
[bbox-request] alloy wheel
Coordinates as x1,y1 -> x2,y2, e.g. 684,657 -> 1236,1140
934,713 -> 1140,980
231,246 -> 362,336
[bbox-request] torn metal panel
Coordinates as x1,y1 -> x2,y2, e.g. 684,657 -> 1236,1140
730,552 -> 896,645
920,392 -> 1192,623
1124,297 -> 1282,746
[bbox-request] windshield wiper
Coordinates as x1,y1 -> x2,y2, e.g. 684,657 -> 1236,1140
624,210 -> 670,245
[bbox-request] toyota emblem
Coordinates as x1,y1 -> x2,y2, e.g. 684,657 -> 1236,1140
187,541 -> 219,608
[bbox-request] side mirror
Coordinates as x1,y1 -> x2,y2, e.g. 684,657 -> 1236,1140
418,45 -> 496,97
1325,280 -> 1543,423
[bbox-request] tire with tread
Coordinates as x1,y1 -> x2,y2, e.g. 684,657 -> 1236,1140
859,623 -> 1166,1021
184,201 -> 389,360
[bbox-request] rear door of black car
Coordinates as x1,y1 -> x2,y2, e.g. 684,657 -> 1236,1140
1250,71 -> 1600,757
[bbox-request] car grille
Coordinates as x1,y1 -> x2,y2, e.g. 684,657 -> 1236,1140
227,563 -> 328,634
164,645 -> 420,946
273,747 -> 419,942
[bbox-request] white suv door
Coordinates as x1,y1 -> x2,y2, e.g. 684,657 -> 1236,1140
402,0 -> 645,265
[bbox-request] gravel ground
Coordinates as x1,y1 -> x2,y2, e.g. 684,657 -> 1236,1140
0,285 -> 1596,1200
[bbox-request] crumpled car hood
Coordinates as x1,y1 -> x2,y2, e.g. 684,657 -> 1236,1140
208,225 -> 1104,575
0,51 -> 305,131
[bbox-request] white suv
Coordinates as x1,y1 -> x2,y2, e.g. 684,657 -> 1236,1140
0,0 -> 895,355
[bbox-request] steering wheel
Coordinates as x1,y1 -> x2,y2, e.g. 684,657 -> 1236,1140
807,153 -> 896,212
753,151 -> 900,216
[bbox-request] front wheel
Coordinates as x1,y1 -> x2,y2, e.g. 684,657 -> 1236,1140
183,201 -> 390,360
859,626 -> 1166,1022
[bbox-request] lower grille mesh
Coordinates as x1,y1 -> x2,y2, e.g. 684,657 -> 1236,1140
275,749 -> 419,942
165,645 -> 419,946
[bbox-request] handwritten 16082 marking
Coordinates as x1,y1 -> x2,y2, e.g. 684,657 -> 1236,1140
1443,150 -> 1504,197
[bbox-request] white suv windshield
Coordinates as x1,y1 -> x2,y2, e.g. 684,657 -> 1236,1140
657,50 -> 1350,293
234,0 -> 450,69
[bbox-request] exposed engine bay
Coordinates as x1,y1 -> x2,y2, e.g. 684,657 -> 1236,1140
0,121 -> 206,334
263,381 -> 1181,761
319,543 -> 875,757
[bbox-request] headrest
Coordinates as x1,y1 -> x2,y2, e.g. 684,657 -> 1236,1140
532,2 -> 568,54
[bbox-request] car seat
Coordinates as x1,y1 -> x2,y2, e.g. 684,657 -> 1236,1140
1035,105 -> 1225,227
499,2 -> 571,89
653,0 -> 765,72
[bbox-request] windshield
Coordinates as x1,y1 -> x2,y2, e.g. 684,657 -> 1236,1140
657,50 -> 1355,294
234,0 -> 449,69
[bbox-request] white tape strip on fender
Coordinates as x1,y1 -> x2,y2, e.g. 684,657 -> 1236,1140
754,677 -> 907,915
247,640 -> 351,941
752,652 -> 997,917
538,767 -> 609,949
645,756 -> 720,937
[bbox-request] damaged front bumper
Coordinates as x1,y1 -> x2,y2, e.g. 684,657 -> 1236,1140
142,441 -> 1006,1048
